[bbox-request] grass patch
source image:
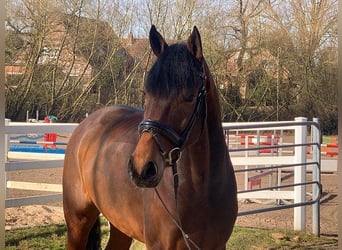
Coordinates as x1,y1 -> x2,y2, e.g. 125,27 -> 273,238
5,222 -> 337,249
227,227 -> 337,249
5,224 -> 66,250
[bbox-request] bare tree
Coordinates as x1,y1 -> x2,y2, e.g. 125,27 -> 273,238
6,0 -> 54,119
5,0 -> 337,132
262,0 -> 337,129
5,0 -> 136,121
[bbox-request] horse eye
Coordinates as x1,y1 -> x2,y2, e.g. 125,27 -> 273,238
184,94 -> 195,103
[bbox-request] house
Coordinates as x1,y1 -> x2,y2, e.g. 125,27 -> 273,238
5,12 -> 133,92
120,32 -> 153,75
5,12 -> 137,121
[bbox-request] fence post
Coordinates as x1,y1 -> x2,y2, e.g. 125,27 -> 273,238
4,119 -> 9,200
0,120 -> 4,248
294,117 -> 307,231
311,118 -> 321,236
0,123 -> 5,246
244,135 -> 249,191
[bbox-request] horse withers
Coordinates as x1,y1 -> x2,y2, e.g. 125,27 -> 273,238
63,25 -> 237,250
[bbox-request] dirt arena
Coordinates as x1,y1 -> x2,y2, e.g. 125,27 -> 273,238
5,163 -> 338,242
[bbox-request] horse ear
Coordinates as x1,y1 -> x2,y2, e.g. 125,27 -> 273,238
149,25 -> 168,57
187,26 -> 203,60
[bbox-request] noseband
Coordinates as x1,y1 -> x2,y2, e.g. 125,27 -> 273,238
138,75 -> 206,167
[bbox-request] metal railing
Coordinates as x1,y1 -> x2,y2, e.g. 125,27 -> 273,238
223,117 -> 321,236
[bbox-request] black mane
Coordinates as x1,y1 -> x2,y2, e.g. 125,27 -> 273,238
145,43 -> 203,97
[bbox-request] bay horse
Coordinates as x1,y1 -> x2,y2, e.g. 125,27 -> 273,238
63,25 -> 237,250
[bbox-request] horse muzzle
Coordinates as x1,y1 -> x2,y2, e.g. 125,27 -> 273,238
128,156 -> 164,188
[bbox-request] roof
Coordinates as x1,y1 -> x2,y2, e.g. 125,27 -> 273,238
121,32 -> 153,70
121,33 -> 150,60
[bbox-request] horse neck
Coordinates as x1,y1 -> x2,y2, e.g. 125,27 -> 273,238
182,62 -> 227,186
203,60 -> 226,149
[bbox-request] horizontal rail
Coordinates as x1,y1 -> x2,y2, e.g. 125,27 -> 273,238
7,151 -> 65,160
238,198 -> 319,217
6,122 -> 78,134
232,156 -> 294,166
5,194 -> 62,208
7,181 -> 62,192
229,142 -> 318,153
238,180 -> 320,194
6,159 -> 64,171
238,184 -> 321,216
223,120 -> 320,131
234,161 -> 319,173
238,190 -> 294,200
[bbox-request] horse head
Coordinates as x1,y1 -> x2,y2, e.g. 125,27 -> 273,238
128,25 -> 207,188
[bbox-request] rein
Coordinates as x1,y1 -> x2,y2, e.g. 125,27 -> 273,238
138,68 -> 206,249
154,187 -> 201,250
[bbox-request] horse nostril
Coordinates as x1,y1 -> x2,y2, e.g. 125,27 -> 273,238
143,161 -> 157,179
128,157 -> 134,176
128,156 -> 160,187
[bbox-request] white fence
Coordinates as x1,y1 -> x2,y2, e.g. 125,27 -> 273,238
4,120 -> 78,208
223,117 -> 322,236
4,117 -> 322,236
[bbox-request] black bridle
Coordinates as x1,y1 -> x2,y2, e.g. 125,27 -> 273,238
138,73 -> 206,167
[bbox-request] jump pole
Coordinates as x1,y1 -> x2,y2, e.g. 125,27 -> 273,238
294,117 -> 307,231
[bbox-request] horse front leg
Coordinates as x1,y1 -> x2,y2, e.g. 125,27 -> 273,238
64,207 -> 100,250
105,223 -> 132,250
63,180 -> 100,250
